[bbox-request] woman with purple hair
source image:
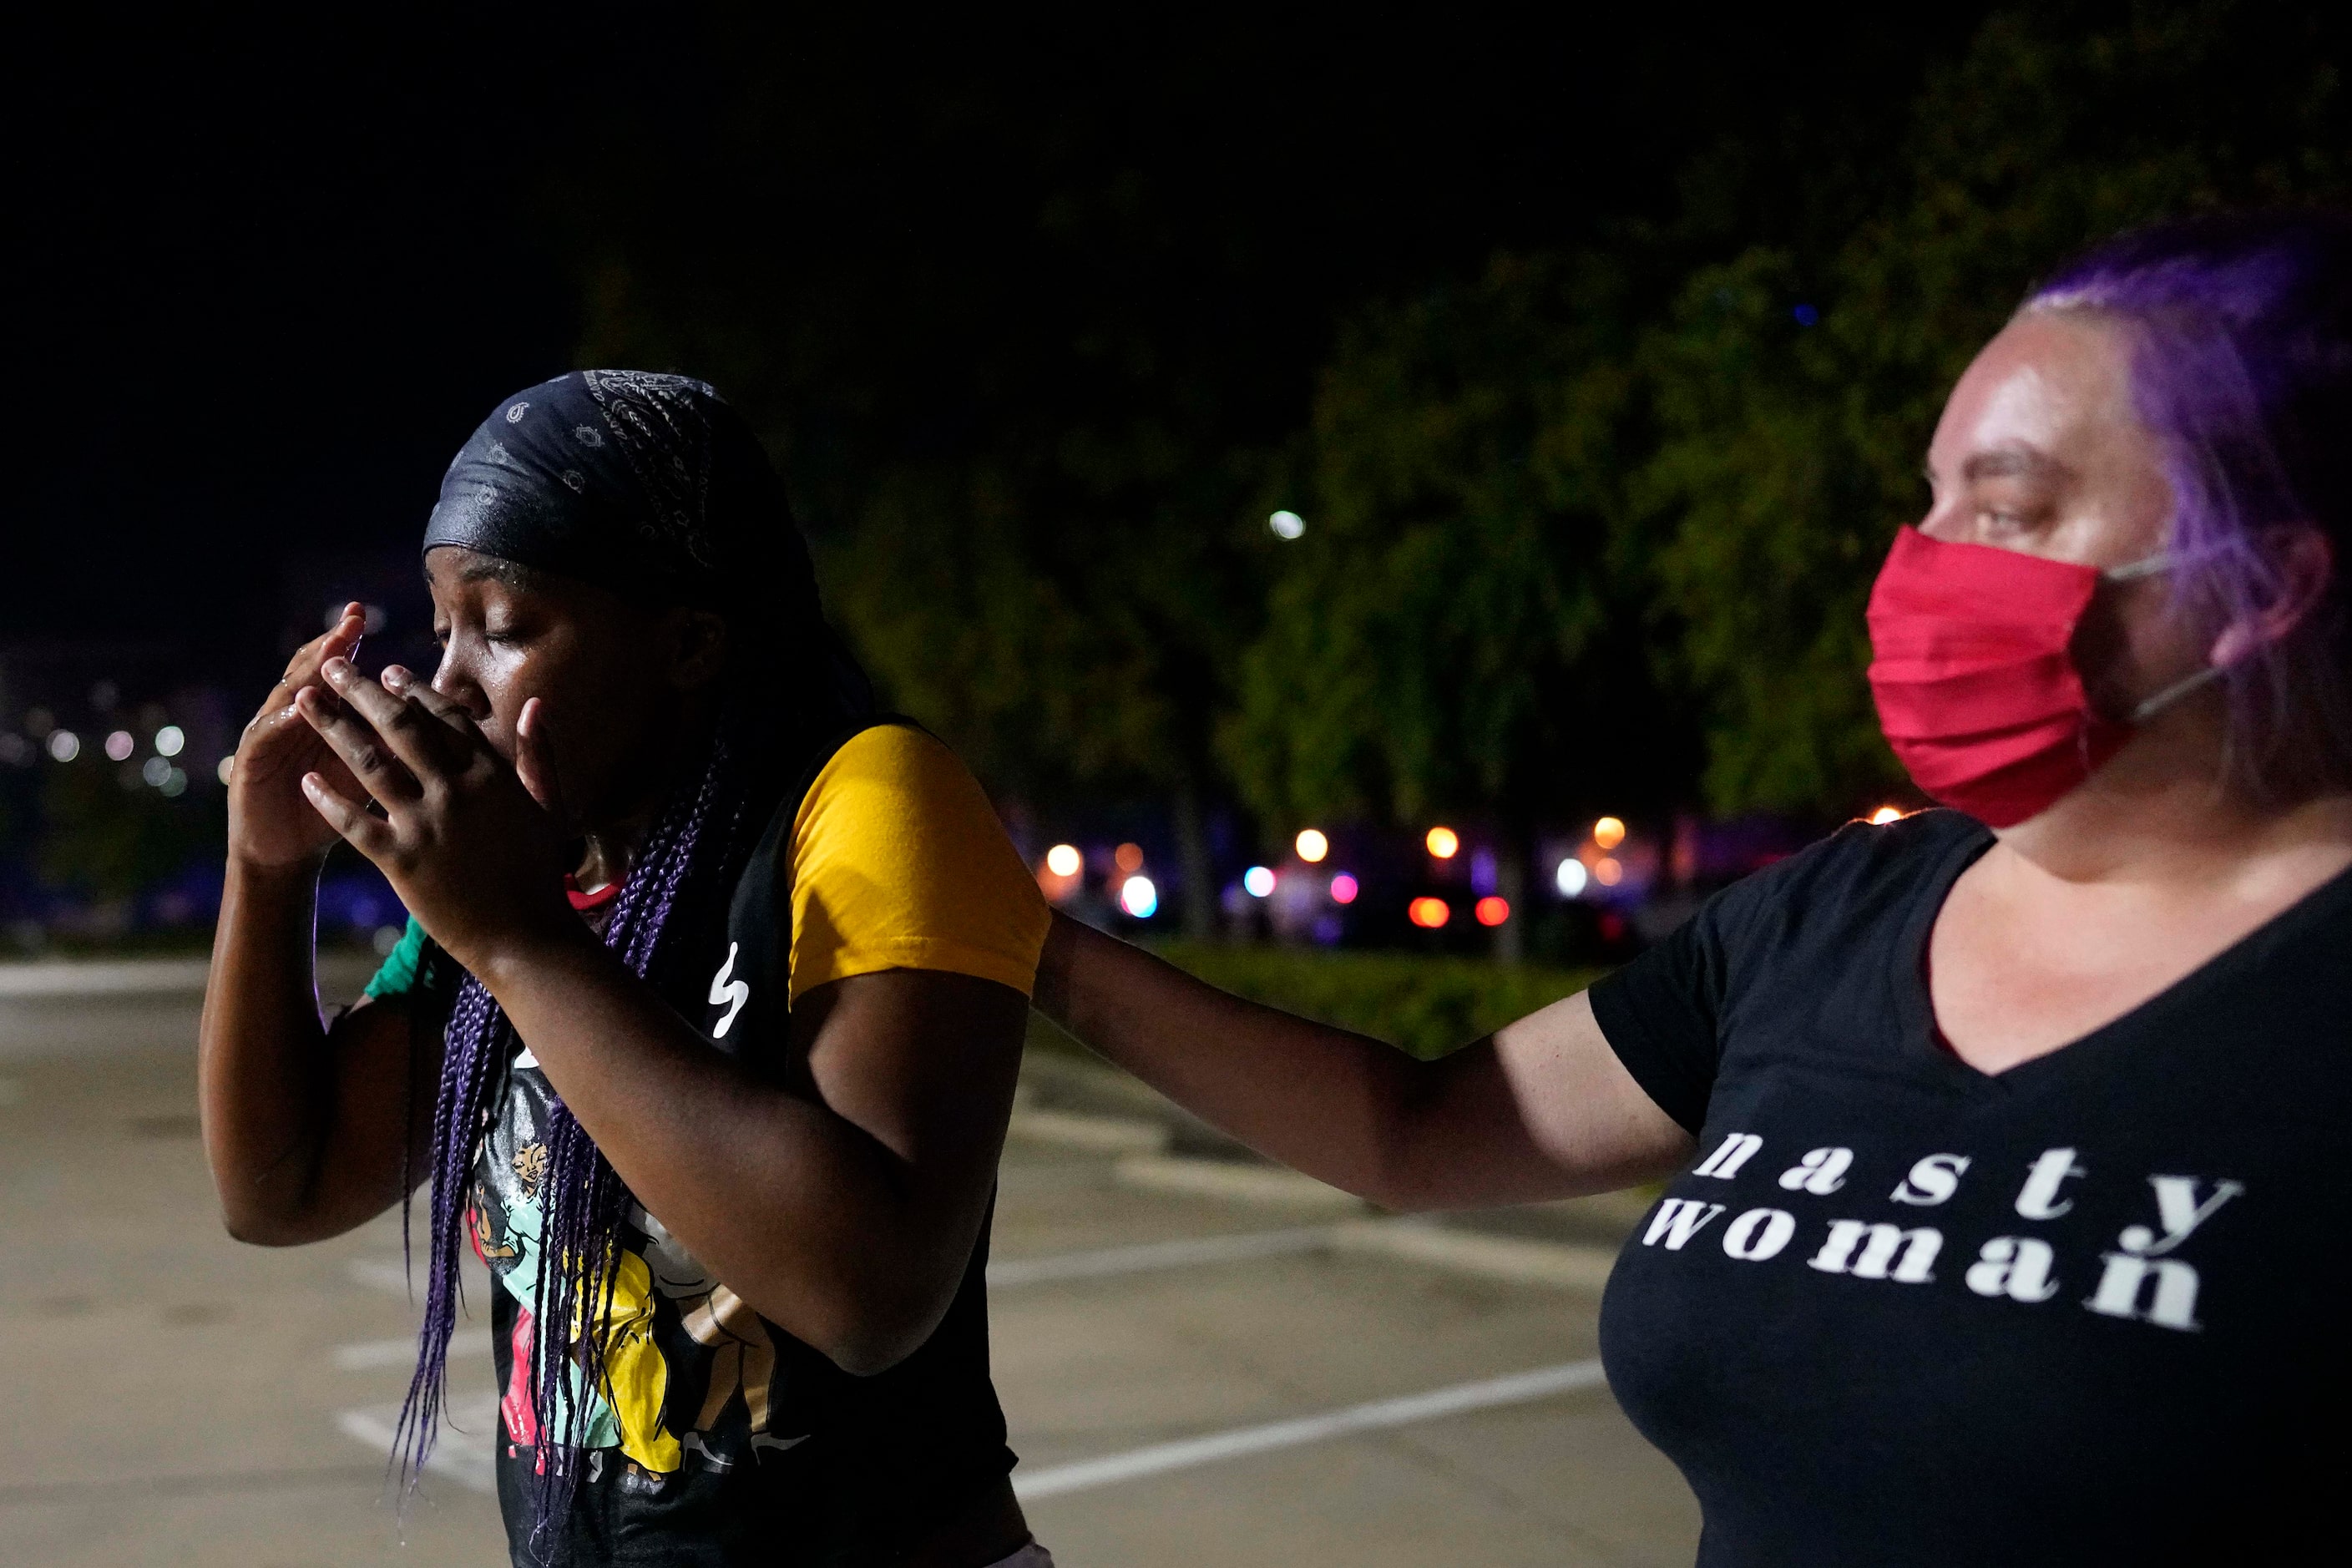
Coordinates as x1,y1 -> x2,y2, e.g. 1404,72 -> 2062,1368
1032,210 -> 2352,1560
199,372 -> 1055,1566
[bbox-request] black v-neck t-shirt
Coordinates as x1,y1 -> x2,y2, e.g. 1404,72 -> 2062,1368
1588,808 -> 2351,1565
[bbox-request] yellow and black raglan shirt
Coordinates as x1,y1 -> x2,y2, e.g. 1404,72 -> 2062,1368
364,721 -> 1048,1565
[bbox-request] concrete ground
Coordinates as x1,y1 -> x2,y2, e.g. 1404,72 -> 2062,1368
0,961 -> 1699,1568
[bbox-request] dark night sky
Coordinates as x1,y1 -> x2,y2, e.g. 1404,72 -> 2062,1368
10,8 -> 1997,702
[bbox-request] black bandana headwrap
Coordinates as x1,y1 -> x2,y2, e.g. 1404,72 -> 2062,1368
425,369 -> 871,712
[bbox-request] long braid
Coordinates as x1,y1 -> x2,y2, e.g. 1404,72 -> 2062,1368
392,726 -> 763,1551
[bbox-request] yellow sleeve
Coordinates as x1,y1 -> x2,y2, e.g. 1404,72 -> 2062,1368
787,724 -> 1050,1002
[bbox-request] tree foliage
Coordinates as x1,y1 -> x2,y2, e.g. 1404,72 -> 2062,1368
1222,252 -> 1682,832
1242,4 -> 2350,827
1641,4 -> 2350,810
555,3 -> 2349,853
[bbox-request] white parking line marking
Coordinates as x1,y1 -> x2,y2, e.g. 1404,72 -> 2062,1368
333,1335 -> 493,1371
346,1257 -> 416,1296
0,959 -> 214,997
988,1227 -> 1334,1288
336,1395 -> 501,1494
1014,1359 -> 1610,1500
336,1360 -> 1611,1501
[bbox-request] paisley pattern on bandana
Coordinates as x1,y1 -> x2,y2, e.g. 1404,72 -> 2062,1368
422,367 -> 876,721
421,369 -> 797,617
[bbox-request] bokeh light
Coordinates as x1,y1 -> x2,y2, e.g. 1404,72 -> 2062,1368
1115,842 -> 1146,874
1595,857 -> 1624,887
1268,509 -> 1305,539
154,725 -> 185,757
1555,858 -> 1588,897
47,731 -> 80,762
1243,865 -> 1276,898
104,730 -> 134,761
1593,816 -> 1626,850
1329,873 -> 1358,904
1474,896 -> 1510,927
1408,896 -> 1451,929
216,756 -> 235,785
142,756 -> 172,787
1869,805 -> 1904,825
1294,828 -> 1328,862
1119,875 -> 1159,918
1424,826 -> 1459,859
1044,843 -> 1083,878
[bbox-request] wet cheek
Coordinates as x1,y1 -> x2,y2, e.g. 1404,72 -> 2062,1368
473,675 -> 529,761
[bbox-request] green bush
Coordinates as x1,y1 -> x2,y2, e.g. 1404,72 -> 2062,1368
1150,942 -> 1603,1061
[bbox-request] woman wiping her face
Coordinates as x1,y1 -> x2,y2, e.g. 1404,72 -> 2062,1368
200,373 -> 1055,1566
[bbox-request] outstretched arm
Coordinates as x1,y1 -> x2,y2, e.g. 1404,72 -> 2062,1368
1033,913 -> 1692,1211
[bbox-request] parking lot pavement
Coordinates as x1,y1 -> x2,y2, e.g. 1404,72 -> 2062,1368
1,973 -> 1699,1568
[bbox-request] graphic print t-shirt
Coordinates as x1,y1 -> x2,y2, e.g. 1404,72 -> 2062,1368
1587,809 -> 2352,1566
370,724 -> 1049,1565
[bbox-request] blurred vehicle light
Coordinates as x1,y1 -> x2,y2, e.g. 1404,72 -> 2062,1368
1119,876 -> 1158,918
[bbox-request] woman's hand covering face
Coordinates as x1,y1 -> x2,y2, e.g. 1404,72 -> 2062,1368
226,604 -> 373,873
293,656 -> 579,974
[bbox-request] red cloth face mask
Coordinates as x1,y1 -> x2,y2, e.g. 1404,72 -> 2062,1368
1865,525 -> 2212,827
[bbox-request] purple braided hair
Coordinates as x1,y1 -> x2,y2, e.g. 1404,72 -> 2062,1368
391,727 -> 758,1549
395,367 -> 874,1553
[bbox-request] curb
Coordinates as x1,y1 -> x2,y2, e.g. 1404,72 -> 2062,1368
0,954 -> 382,1002
1008,1054 -> 1631,1291
1110,1154 -> 1368,1211
0,960 -> 215,998
1008,1107 -> 1171,1156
